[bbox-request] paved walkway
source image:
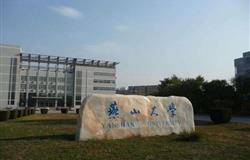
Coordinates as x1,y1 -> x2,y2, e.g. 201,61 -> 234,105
195,115 -> 250,124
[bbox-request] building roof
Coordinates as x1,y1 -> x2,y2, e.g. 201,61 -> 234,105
20,53 -> 119,68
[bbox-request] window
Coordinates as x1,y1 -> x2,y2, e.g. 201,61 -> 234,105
75,95 -> 82,105
76,95 -> 81,101
58,77 -> 64,83
94,72 -> 115,76
76,101 -> 81,105
29,84 -> 36,89
29,76 -> 37,81
76,71 -> 82,78
21,84 -> 26,89
93,79 -> 115,84
39,85 -> 46,90
67,86 -> 73,90
58,85 -> 64,90
21,76 -> 27,81
93,87 -> 115,91
39,77 -> 47,82
49,77 -> 56,82
48,85 -> 56,90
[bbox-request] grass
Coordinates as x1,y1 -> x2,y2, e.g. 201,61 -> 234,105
176,131 -> 201,142
0,114 -> 250,160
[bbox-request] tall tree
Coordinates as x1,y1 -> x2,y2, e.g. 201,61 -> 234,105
158,75 -> 205,113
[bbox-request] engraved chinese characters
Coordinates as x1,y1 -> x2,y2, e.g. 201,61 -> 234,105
107,101 -> 119,119
76,94 -> 195,141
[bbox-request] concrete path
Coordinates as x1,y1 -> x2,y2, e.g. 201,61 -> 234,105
195,115 -> 250,124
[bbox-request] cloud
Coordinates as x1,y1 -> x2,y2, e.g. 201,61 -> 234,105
81,42 -> 125,54
114,25 -> 130,32
49,6 -> 82,19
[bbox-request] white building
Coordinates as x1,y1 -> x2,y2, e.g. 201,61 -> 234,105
0,44 -> 118,109
234,51 -> 250,77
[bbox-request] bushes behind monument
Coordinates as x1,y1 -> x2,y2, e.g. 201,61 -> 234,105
210,108 -> 232,124
9,109 -> 18,119
0,110 -> 10,121
0,108 -> 36,122
156,75 -> 250,114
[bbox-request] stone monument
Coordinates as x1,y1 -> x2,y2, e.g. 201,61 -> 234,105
76,94 -> 195,141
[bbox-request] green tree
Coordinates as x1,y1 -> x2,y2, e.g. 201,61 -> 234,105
232,76 -> 250,114
203,80 -> 236,111
158,75 -> 182,96
233,76 -> 250,100
158,75 -> 205,113
203,80 -> 235,100
157,75 -> 238,113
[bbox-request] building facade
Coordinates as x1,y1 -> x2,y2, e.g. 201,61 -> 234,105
127,85 -> 158,95
234,51 -> 250,77
116,85 -> 158,95
0,44 -> 118,109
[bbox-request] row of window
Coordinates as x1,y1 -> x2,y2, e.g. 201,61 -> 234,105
93,79 -> 115,84
93,87 -> 115,91
20,84 -> 71,90
94,72 -> 115,77
21,76 -> 65,83
21,72 -> 115,82
20,84 -> 115,91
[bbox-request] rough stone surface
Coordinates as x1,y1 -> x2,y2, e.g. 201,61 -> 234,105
76,94 -> 195,141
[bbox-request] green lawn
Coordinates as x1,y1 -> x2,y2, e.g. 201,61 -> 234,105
0,114 -> 250,160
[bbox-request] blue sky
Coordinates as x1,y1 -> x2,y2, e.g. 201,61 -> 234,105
0,0 -> 249,87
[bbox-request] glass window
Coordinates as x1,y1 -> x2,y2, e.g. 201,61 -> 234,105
93,79 -> 115,84
94,72 -> 115,76
21,76 -> 27,81
93,87 -> 115,91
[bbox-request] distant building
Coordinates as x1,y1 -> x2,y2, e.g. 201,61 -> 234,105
127,85 -> 158,95
234,51 -> 250,77
0,44 -> 118,109
126,85 -> 159,95
116,87 -> 129,95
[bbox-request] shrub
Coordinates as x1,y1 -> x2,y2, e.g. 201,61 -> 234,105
17,109 -> 23,117
61,108 -> 68,114
0,110 -> 10,121
214,99 -> 234,109
210,108 -> 232,124
9,109 -> 18,119
76,108 -> 79,114
23,108 -> 28,116
31,109 -> 36,114
41,108 -> 48,114
27,109 -> 31,115
176,131 -> 201,142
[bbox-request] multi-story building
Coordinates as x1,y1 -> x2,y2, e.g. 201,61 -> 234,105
234,51 -> 250,77
0,44 -> 118,109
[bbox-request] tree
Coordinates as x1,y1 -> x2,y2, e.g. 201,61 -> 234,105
203,80 -> 235,100
158,75 -> 205,113
158,75 -> 182,96
203,80 -> 236,111
157,75 -> 237,113
233,76 -> 250,100
232,76 -> 250,114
